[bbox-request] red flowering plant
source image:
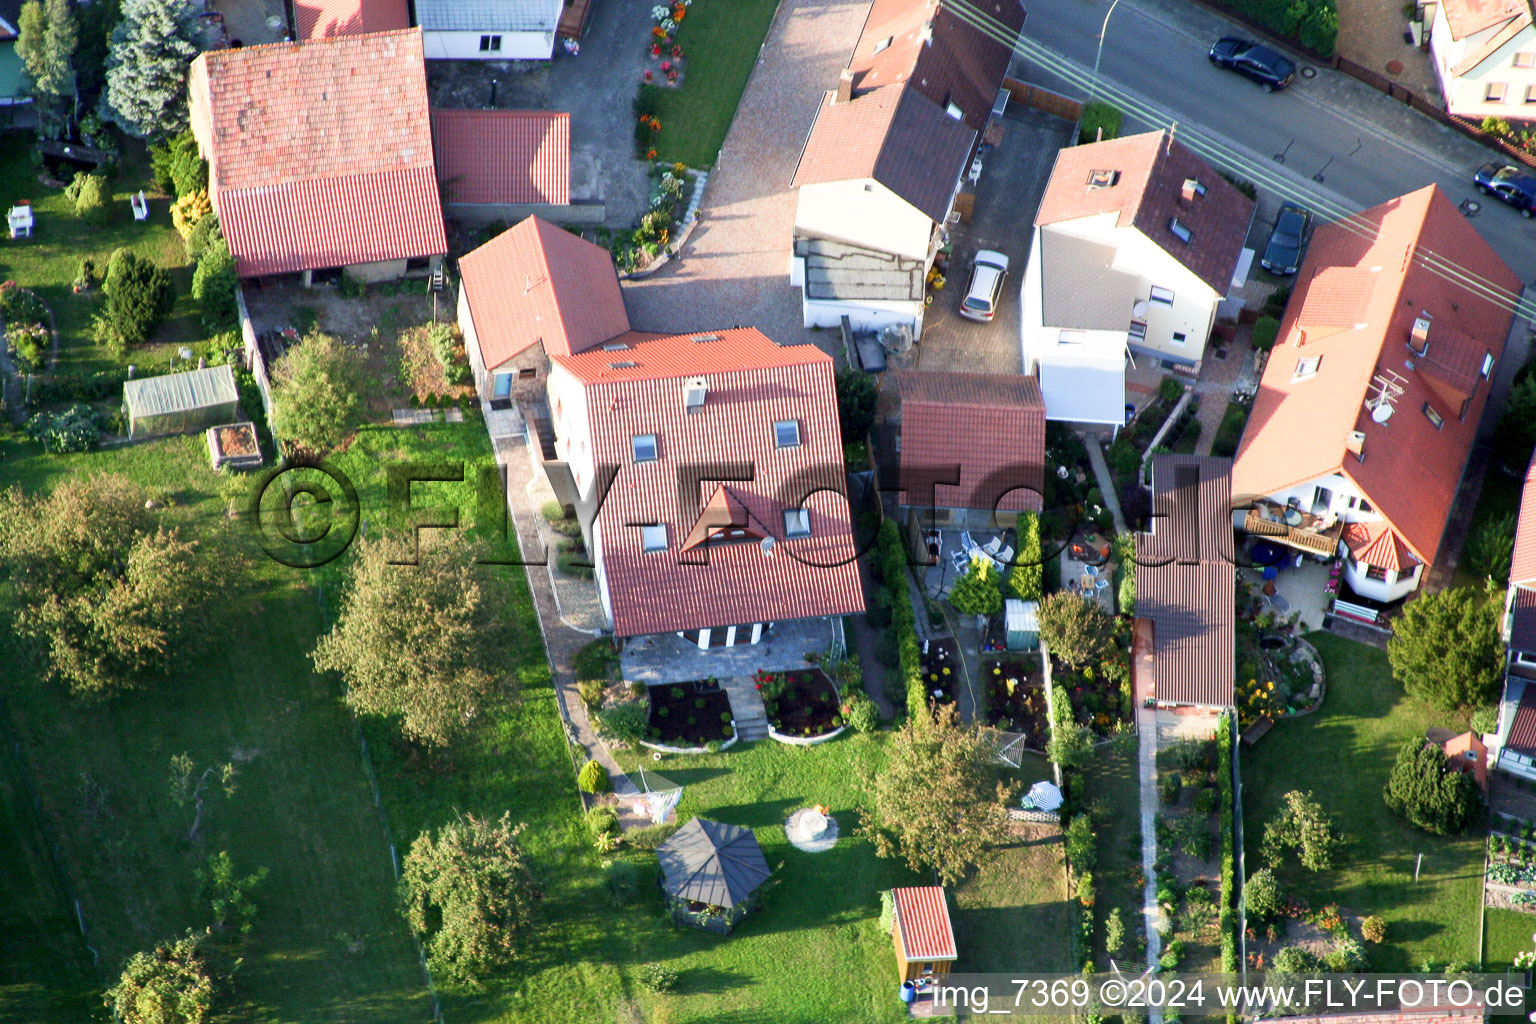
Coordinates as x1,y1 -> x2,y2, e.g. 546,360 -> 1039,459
643,69 -> 653,81
651,44 -> 661,56
660,60 -> 671,72
671,44 -> 683,58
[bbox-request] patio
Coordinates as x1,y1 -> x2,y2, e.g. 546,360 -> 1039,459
620,617 -> 839,686
920,527 -> 1016,601
1239,557 -> 1334,632
1060,549 -> 1115,613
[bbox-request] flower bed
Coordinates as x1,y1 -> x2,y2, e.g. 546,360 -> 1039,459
206,421 -> 263,470
647,680 -> 734,747
756,668 -> 842,739
1054,659 -> 1130,737
983,653 -> 1047,749
919,637 -> 960,708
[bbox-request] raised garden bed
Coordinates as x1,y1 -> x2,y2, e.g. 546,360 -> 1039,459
206,421 -> 263,470
983,652 -> 1047,750
756,668 -> 843,740
919,637 -> 960,708
647,680 -> 734,747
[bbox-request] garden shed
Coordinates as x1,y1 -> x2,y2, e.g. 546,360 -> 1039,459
890,885 -> 957,983
655,817 -> 771,934
123,364 -> 240,440
1006,599 -> 1039,651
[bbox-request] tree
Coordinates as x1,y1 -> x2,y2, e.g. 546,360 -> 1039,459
16,0 -> 77,135
269,330 -> 370,453
104,932 -> 217,1024
1008,511 -> 1043,601
1382,740 -> 1483,835
1463,512 -> 1515,586
196,851 -> 267,935
401,812 -> 542,982
1261,790 -> 1344,872
835,368 -> 877,443
949,555 -> 1002,616
102,247 -> 174,347
1387,585 -> 1502,712
150,129 -> 207,199
66,171 -> 109,224
1495,373 -> 1536,472
1037,590 -> 1117,669
191,237 -> 237,330
858,705 -> 1018,885
311,535 -> 511,748
101,0 -> 199,140
0,476 -> 219,697
577,759 -> 609,794
1243,866 -> 1282,920
1104,906 -> 1126,956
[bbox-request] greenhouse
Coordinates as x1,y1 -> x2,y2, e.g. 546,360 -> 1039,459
123,364 -> 241,440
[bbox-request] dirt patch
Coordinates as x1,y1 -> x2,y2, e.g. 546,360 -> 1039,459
396,323 -> 476,404
215,425 -> 258,457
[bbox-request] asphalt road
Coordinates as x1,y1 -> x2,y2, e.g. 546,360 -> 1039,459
1009,0 -> 1536,292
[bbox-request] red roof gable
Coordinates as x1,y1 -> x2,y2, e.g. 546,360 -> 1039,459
458,216 -> 630,370
892,886 -> 957,961
1232,185 -> 1518,567
1508,684 -> 1536,757
294,0 -> 409,40
552,329 -> 865,638
432,110 -> 570,206
896,370 -> 1045,514
1342,520 -> 1419,573
189,29 -> 446,276
1511,451 -> 1536,586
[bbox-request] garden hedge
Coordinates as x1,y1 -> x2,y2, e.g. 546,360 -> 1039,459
1217,712 -> 1237,977
875,519 -> 925,721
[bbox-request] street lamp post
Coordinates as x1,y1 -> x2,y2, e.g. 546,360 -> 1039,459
1091,0 -> 1123,105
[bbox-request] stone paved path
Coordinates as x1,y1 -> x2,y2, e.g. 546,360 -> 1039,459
1085,438 -> 1129,534
720,675 -> 770,741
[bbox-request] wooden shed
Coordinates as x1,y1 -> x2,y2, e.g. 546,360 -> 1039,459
890,886 -> 957,982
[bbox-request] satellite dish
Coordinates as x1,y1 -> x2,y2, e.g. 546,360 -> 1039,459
761,536 -> 775,557
1370,402 -> 1394,424
1132,301 -> 1150,318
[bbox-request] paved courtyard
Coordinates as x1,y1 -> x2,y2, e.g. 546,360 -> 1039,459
619,618 -> 838,685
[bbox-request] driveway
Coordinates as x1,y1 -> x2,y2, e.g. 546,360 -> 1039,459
620,0 -> 874,345
915,106 -> 1076,377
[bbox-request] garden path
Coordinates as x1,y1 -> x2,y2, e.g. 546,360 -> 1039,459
719,675 -> 770,742
1085,437 -> 1128,534
1136,701 -> 1165,1019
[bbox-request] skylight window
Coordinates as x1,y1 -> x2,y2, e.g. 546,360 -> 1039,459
783,508 -> 811,538
641,525 -> 667,552
1293,356 -> 1321,381
1169,218 -> 1192,244
774,420 -> 801,449
1423,403 -> 1443,430
632,434 -> 658,463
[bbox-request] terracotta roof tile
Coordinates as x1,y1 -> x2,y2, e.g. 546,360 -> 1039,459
1341,520 -> 1418,573
432,109 -> 570,206
1511,453 -> 1536,585
458,216 -> 629,368
1510,587 -> 1536,652
1439,0 -> 1530,39
189,28 -> 446,275
1035,131 -> 1254,295
892,886 -> 957,961
553,329 -> 864,637
294,0 -> 409,40
895,370 -> 1045,514
1232,185 -> 1518,567
1508,683 -> 1536,757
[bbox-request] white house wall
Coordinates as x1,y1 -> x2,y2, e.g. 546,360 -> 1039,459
1430,4 -> 1536,119
799,286 -> 924,339
422,29 -> 555,60
1112,229 -> 1219,367
1020,224 -> 1127,423
793,180 -> 933,262
546,365 -> 595,498
1254,472 -> 1377,522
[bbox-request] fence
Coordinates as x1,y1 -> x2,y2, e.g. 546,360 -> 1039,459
1001,78 -> 1083,122
235,285 -> 278,438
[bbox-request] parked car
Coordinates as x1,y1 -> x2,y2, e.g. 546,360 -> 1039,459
1260,202 -> 1312,275
1474,162 -> 1536,218
1208,36 -> 1297,91
959,250 -> 1010,322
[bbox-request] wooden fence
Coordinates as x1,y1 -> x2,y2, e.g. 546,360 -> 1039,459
1001,78 -> 1082,122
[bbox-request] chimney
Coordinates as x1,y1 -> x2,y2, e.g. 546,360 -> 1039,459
1166,123 -> 1177,153
835,68 -> 854,104
1345,431 -> 1365,457
1409,314 -> 1431,356
684,376 -> 708,413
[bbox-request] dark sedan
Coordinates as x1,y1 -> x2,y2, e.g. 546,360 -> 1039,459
1474,162 -> 1536,217
1260,202 -> 1312,275
1209,36 -> 1297,91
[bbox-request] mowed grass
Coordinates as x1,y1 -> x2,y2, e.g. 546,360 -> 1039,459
1242,633 -> 1485,970
648,0 -> 781,167
0,130 -> 204,375
1084,746 -> 1144,968
0,434 -> 431,1021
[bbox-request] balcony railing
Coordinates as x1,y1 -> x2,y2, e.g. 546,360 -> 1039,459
1242,500 -> 1344,558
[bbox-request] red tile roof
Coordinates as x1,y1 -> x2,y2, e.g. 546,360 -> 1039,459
1438,730 -> 1488,790
1507,683 -> 1536,757
1510,451 -> 1536,586
850,0 -> 1025,133
1136,456 -> 1236,709
892,886 -> 957,961
458,216 -> 630,369
1034,130 -> 1255,296
895,370 -> 1045,514
432,110 -> 570,206
294,0 -> 409,40
1232,185 -> 1519,568
551,329 -> 865,638
188,29 -> 446,276
1510,587 -> 1536,653
1439,0 -> 1529,39
1342,520 -> 1419,574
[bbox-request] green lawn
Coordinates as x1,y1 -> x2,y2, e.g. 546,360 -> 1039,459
1483,907 -> 1536,970
1241,633 -> 1485,970
1084,747 -> 1146,968
648,0 -> 781,168
0,130 -> 204,376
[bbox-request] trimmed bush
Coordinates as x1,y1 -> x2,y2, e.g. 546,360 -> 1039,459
171,189 -> 212,241
846,691 -> 880,732
577,677 -> 607,709
102,248 -> 174,347
595,703 -> 647,745
192,237 -> 238,331
186,213 -> 223,261
1009,511 -> 1044,601
577,759 -> 609,794
585,805 -> 619,840
66,172 -> 109,224
1251,315 -> 1281,351
626,822 -> 679,850
1361,915 -> 1386,943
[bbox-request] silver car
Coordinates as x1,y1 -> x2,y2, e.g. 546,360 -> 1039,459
959,250 -> 1010,322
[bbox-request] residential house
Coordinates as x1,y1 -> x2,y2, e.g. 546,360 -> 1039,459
789,0 -> 1025,340
545,327 -> 866,646
431,109 -> 571,224
1497,682 -> 1536,780
1135,454 -> 1236,711
1021,130 -> 1255,426
187,28 -> 447,283
294,0 -> 409,40
1428,0 -> 1536,120
890,886 -> 957,983
0,0 -> 26,107
415,0 -> 563,59
1426,728 -> 1489,789
894,370 -> 1045,529
1497,453 -> 1536,779
1232,185 -> 1518,603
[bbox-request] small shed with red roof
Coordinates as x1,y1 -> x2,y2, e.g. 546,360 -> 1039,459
890,885 -> 957,982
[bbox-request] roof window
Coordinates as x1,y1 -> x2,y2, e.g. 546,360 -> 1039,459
1087,169 -> 1121,189
783,508 -> 811,538
1181,177 -> 1207,200
689,334 -> 721,343
1293,355 -> 1321,381
1169,218 -> 1192,244
609,360 -> 638,369
602,341 -> 631,351
873,35 -> 892,53
774,420 -> 801,449
632,434 -> 658,463
1423,402 -> 1444,430
641,524 -> 667,552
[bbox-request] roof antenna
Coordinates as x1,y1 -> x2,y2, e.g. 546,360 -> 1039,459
1166,122 -> 1177,154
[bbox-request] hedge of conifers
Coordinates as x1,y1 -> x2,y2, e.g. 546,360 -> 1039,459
875,520 -> 926,721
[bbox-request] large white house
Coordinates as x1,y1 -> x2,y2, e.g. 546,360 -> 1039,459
1021,130 -> 1254,426
1428,0 -> 1536,121
416,0 -> 562,59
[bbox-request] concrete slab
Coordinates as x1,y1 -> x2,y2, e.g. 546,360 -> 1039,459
1240,558 -> 1334,633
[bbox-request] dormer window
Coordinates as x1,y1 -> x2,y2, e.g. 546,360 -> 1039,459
1087,169 -> 1120,190
1423,403 -> 1444,430
1150,286 -> 1175,306
1293,356 -> 1321,381
641,524 -> 667,552
1169,218 -> 1192,244
783,508 -> 811,538
774,420 -> 801,448
632,434 -> 658,463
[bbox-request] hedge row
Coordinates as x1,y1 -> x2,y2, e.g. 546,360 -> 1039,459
1217,712 -> 1238,983
875,520 -> 924,721
1011,511 -> 1043,601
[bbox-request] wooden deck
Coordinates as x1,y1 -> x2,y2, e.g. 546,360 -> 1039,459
1243,505 -> 1342,558
558,0 -> 594,39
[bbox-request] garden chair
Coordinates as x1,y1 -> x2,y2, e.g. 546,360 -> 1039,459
950,548 -> 971,575
995,545 -> 1014,565
982,536 -> 1004,558
959,530 -> 977,554
131,190 -> 148,221
8,201 -> 33,239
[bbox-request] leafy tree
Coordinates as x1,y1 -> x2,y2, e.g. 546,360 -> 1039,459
311,535 -> 511,748
1251,315 -> 1281,352
858,705 -> 1018,884
75,0 -> 120,106
0,476 -> 218,697
1261,790 -> 1344,872
1382,739 -> 1483,835
196,851 -> 267,934
191,237 -> 237,330
1243,866 -> 1282,920
102,247 -> 174,347
1008,511 -> 1043,601
269,330 -> 370,453
101,0 -> 199,140
1495,374 -> 1536,472
1037,590 -> 1117,669
1464,512 -> 1515,586
1104,906 -> 1125,956
401,812 -> 542,983
949,554 -> 1002,616
185,211 -> 222,261
1387,585 -> 1502,711
16,0 -> 77,135
835,369 -> 878,443
104,931 -> 216,1024
150,129 -> 207,199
